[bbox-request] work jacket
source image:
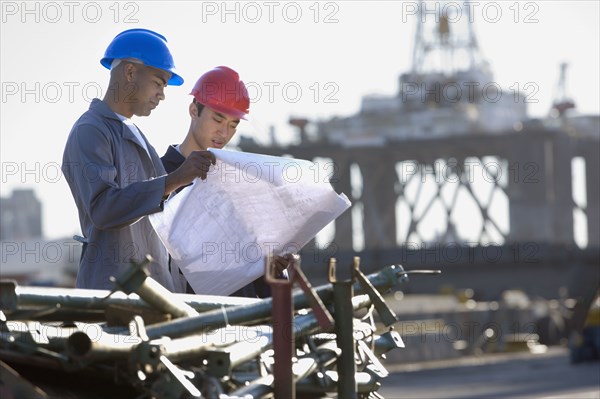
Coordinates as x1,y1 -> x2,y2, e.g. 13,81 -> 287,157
62,99 -> 175,291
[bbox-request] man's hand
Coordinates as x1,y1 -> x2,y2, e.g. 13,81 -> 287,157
164,151 -> 216,195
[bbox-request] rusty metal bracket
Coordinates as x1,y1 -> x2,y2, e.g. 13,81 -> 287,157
352,257 -> 398,327
266,254 -> 334,331
292,262 -> 334,332
266,254 -> 296,399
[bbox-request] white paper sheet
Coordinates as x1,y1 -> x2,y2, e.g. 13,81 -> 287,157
149,149 -> 351,295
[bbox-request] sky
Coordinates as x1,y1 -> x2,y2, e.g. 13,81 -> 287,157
1,0 -> 599,240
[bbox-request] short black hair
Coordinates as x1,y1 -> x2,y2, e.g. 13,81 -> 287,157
193,99 -> 205,116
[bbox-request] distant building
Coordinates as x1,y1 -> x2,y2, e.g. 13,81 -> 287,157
1,189 -> 77,287
0,189 -> 43,240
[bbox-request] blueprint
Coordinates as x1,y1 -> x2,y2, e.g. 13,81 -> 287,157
149,149 -> 351,295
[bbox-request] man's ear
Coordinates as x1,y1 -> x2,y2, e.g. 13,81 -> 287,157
123,62 -> 138,83
189,102 -> 198,118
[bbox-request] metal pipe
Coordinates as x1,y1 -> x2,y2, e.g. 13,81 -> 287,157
330,258 -> 357,399
111,256 -> 199,319
0,281 -> 260,316
161,328 -> 249,362
372,330 -> 405,357
2,320 -> 81,352
1,265 -> 424,318
66,331 -> 140,360
144,264 -> 404,340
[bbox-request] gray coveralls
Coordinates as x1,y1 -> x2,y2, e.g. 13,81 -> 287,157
62,98 -> 175,291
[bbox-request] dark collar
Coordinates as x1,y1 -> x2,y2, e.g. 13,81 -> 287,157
161,145 -> 186,173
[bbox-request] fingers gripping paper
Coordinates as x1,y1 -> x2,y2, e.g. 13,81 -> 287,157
149,149 -> 351,295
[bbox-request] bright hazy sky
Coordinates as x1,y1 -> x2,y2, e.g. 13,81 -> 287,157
1,1 -> 599,239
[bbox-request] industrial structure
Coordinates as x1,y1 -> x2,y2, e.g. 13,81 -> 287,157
239,1 -> 600,303
1,2 -> 598,397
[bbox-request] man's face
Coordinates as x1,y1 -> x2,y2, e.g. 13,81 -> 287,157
128,64 -> 170,117
189,104 -> 240,150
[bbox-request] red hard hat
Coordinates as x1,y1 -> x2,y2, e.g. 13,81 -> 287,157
190,66 -> 250,120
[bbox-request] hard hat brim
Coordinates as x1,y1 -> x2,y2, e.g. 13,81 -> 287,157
204,102 -> 249,120
167,72 -> 184,86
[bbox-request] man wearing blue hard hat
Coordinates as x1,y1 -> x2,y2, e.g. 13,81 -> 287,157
62,29 -> 217,291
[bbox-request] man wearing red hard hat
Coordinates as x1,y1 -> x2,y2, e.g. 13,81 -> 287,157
161,66 -> 290,296
162,66 -> 248,172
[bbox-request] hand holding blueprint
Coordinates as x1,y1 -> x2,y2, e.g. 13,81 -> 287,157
149,149 -> 351,295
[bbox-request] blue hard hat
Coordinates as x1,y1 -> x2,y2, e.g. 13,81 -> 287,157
100,28 -> 183,86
